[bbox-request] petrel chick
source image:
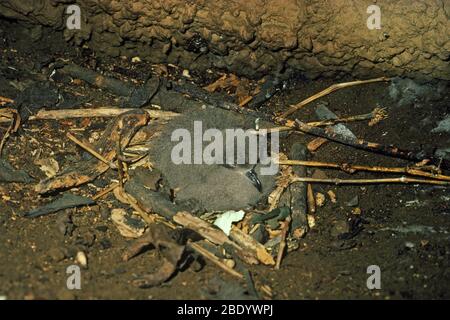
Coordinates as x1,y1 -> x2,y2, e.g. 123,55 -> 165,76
148,106 -> 278,211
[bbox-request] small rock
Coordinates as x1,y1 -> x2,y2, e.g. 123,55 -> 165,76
431,116 -> 450,134
346,195 -> 359,207
331,220 -> 349,238
56,212 -> 74,236
98,238 -> 112,250
435,147 -> 450,161
315,105 -> 356,139
223,259 -> 236,269
75,231 -> 96,247
100,206 -> 110,220
64,246 -> 78,259
95,225 -> 108,232
75,251 -> 88,268
131,56 -> 141,63
182,69 -> 191,78
251,224 -> 269,244
405,241 -> 415,249
48,247 -> 66,262
264,235 -> 282,249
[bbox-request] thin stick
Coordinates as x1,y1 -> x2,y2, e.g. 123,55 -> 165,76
281,77 -> 390,118
307,184 -> 316,214
239,96 -> 253,107
274,119 -> 450,170
279,160 -> 450,182
0,107 -> 178,124
250,108 -> 387,135
189,241 -> 244,279
306,107 -> 387,127
66,132 -> 114,168
0,110 -> 20,156
291,176 -> 450,186
0,96 -> 14,106
275,216 -> 291,270
0,118 -> 14,156
116,139 -> 126,191
92,182 -> 120,200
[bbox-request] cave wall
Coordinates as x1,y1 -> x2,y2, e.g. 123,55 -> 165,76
1,0 -> 449,80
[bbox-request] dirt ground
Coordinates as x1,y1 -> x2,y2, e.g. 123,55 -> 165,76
0,22 -> 449,300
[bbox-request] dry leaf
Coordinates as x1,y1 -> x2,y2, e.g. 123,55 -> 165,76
315,192 -> 326,207
203,74 -> 240,93
307,214 -> 316,228
327,190 -> 337,203
256,246 -> 276,266
111,208 -> 146,238
307,137 -> 328,152
268,153 -> 293,210
230,227 -> 275,266
35,158 -> 59,178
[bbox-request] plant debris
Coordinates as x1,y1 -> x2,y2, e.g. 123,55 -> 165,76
22,193 -> 95,218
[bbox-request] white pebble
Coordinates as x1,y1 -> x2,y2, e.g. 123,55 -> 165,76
224,259 -> 236,269
131,56 -> 141,63
76,251 -> 88,268
182,69 -> 191,78
405,241 -> 415,249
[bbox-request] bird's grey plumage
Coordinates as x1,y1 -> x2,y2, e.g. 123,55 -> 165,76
148,106 -> 277,211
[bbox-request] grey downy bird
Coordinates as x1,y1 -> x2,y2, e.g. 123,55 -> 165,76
148,106 -> 278,212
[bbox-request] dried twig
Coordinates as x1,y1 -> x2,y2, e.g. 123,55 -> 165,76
230,227 -> 275,266
92,182 -> 120,200
291,176 -> 450,186
250,108 -> 387,135
36,110 -> 149,194
306,107 -> 387,127
307,184 -> 316,214
0,118 -> 14,156
0,109 -> 20,156
274,119 -> 450,170
188,241 -> 244,279
281,77 -> 390,118
66,132 -> 114,168
0,107 -> 177,124
173,212 -> 259,265
307,137 -> 328,152
239,96 -> 253,107
275,215 -> 291,270
0,96 -> 14,106
279,160 -> 450,181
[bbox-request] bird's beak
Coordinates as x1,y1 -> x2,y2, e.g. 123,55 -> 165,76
245,168 -> 263,192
